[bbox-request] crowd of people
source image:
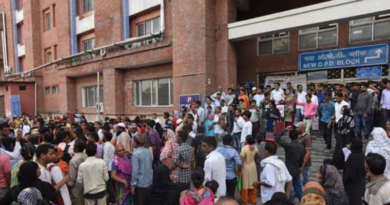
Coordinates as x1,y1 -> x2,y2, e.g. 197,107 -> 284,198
0,80 -> 390,205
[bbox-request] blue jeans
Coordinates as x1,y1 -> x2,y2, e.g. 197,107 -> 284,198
355,114 -> 370,139
232,132 -> 241,151
302,166 -> 310,185
290,175 -> 303,202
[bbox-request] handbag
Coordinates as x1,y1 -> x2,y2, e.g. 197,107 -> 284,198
237,176 -> 242,191
274,119 -> 285,136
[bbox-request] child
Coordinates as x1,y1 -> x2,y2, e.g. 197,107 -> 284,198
205,180 -> 219,203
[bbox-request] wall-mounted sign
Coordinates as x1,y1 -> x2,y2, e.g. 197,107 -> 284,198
357,66 -> 383,79
299,44 -> 389,71
179,94 -> 201,108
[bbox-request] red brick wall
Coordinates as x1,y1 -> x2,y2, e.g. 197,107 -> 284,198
9,83 -> 35,117
94,0 -> 123,47
236,20 -> 390,84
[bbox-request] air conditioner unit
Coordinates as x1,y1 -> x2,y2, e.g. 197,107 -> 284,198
96,103 -> 104,113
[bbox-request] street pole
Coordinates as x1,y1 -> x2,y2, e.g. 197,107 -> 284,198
97,71 -> 100,122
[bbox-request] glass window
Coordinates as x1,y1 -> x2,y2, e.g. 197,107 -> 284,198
258,32 -> 290,56
134,78 -> 173,106
82,85 -> 103,108
45,51 -> 52,63
52,86 -> 59,94
82,0 -> 94,13
45,13 -> 51,31
350,24 -> 372,43
45,87 -> 51,95
299,24 -> 338,50
374,21 -> 390,40
83,38 -> 95,51
350,14 -> 390,43
136,17 -> 161,37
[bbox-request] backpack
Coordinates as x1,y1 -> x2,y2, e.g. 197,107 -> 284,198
187,188 -> 214,205
62,145 -> 72,164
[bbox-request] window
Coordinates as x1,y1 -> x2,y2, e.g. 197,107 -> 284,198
299,24 -> 338,50
350,14 -> 390,43
136,17 -> 161,37
82,0 -> 94,13
19,86 -> 26,91
45,87 -> 51,95
54,45 -> 57,60
257,32 -> 290,55
82,38 -> 95,51
81,85 -> 103,108
52,86 -> 59,94
44,12 -> 51,31
17,24 -> 23,44
53,4 -> 56,27
133,78 -> 173,106
45,50 -> 52,63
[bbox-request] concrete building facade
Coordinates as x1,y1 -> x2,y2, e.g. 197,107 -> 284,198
0,0 -> 389,120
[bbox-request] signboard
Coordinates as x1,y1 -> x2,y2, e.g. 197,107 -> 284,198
264,76 -> 288,89
357,66 -> 383,79
288,75 -> 307,91
307,71 -> 328,81
179,94 -> 200,108
299,44 -> 389,71
10,95 -> 21,117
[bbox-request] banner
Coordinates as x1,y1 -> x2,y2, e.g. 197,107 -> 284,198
288,75 -> 307,91
307,71 -> 328,81
179,94 -> 200,108
264,76 -> 288,89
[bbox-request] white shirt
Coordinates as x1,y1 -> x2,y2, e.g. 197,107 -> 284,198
253,94 -> 265,107
271,89 -> 285,104
225,94 -> 236,106
311,95 -> 319,105
221,106 -> 228,114
260,162 -> 292,204
297,91 -> 307,114
197,107 -> 205,124
47,163 -> 72,205
204,150 -> 226,198
98,129 -> 104,141
213,114 -> 224,135
154,118 -> 162,124
335,100 -> 350,122
58,142 -> 75,157
21,124 -> 31,137
211,92 -> 222,107
232,116 -> 244,134
77,157 -> 109,194
240,121 -> 252,143
0,141 -> 21,160
103,142 -> 115,171
38,163 -> 52,183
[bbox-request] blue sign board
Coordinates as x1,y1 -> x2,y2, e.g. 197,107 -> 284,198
179,94 -> 201,108
299,44 -> 389,71
10,95 -> 21,117
357,66 -> 383,79
307,71 -> 328,81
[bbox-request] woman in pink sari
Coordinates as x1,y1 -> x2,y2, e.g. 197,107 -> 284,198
160,129 -> 179,182
111,144 -> 132,205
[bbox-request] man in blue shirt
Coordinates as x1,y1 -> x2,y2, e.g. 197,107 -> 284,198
131,134 -> 153,205
318,92 -> 335,153
216,134 -> 242,198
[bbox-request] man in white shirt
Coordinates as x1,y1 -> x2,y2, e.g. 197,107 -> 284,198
252,88 -> 265,108
94,122 -> 104,141
211,107 -> 225,144
21,119 -> 31,138
116,123 -> 132,155
202,137 -> 226,198
103,133 -> 115,204
152,113 -> 162,125
77,143 -> 109,205
296,85 -> 307,121
48,148 -> 72,205
196,101 -> 205,126
204,96 -> 215,114
232,109 -> 244,151
240,111 -> 253,151
221,99 -> 229,114
254,142 -> 292,204
271,83 -> 285,104
211,92 -> 222,107
0,123 -> 22,160
333,92 -> 350,123
225,87 -> 236,106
